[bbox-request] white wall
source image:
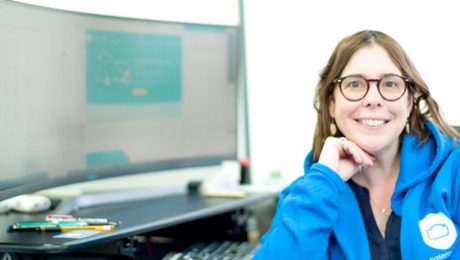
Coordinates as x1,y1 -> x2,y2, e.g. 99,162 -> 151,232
244,0 -> 460,185
13,0 -> 239,26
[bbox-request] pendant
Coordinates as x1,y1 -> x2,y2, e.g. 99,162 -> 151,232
379,209 -> 389,235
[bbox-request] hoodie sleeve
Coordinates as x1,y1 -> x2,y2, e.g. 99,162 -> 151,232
253,163 -> 346,260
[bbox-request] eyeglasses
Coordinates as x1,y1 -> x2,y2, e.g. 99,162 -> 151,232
332,75 -> 412,101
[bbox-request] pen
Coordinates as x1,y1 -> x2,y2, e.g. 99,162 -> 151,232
7,222 -> 86,231
7,225 -> 114,232
42,225 -> 115,232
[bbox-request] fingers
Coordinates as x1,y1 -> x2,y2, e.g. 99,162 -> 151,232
319,137 -> 375,181
338,138 -> 374,167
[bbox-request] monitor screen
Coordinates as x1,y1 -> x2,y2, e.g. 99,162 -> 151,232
0,1 -> 238,200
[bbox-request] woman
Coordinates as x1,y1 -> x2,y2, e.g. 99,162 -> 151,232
253,30 -> 460,259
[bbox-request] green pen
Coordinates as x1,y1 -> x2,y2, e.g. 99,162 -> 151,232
13,221 -> 85,228
13,221 -> 84,227
16,222 -> 57,227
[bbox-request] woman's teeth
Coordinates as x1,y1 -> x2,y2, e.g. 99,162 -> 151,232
360,119 -> 385,126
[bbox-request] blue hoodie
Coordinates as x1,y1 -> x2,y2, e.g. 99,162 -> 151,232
253,121 -> 460,260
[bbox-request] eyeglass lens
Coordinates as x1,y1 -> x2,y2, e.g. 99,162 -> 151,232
340,76 -> 406,100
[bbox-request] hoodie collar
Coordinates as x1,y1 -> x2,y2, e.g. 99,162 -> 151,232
392,121 -> 455,214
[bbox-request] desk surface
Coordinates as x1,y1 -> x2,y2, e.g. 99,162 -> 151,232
0,191 -> 278,254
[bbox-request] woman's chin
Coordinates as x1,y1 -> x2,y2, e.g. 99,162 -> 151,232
354,138 -> 399,158
351,138 -> 384,153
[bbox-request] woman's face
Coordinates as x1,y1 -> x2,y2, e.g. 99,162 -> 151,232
329,45 -> 413,156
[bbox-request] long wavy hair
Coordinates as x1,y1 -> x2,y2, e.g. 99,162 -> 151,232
312,30 -> 459,161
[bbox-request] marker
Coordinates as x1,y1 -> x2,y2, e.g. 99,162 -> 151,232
7,222 -> 86,231
7,223 -> 57,231
15,222 -> 59,227
45,215 -> 73,221
46,216 -> 120,225
14,222 -> 85,227
7,225 -> 114,232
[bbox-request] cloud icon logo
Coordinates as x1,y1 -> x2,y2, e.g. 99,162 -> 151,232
427,224 -> 449,240
419,212 -> 457,250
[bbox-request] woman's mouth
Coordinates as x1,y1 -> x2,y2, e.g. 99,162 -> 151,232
357,119 -> 388,127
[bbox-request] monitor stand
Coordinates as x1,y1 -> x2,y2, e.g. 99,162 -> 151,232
52,186 -> 186,215
47,165 -> 220,215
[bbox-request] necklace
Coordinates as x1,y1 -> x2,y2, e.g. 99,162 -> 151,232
369,197 -> 391,236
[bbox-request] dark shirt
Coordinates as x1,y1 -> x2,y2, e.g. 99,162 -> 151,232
348,179 -> 402,260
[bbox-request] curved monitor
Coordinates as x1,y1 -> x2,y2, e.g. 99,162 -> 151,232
0,1 -> 238,201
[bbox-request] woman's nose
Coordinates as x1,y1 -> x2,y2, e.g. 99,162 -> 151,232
363,82 -> 382,107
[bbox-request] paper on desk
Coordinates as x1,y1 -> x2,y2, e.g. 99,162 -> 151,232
53,231 -> 100,239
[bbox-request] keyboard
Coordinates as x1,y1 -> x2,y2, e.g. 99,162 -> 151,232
161,240 -> 260,260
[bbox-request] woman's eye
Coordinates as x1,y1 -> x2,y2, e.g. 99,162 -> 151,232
385,82 -> 396,88
349,81 -> 360,88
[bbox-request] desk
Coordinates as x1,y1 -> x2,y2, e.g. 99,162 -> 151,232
0,191 -> 278,256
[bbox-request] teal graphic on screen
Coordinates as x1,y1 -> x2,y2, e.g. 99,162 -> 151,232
86,29 -> 182,104
85,30 -> 183,123
86,151 -> 130,167
183,24 -> 227,32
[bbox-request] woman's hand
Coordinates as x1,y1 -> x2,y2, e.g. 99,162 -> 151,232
318,137 -> 375,181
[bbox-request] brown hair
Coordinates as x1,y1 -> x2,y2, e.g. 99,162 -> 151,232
312,30 -> 459,161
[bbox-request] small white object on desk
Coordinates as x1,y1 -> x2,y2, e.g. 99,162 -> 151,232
201,160 -> 243,198
210,160 -> 240,189
3,194 -> 51,213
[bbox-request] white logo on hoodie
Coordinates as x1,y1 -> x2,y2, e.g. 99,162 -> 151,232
419,212 -> 457,250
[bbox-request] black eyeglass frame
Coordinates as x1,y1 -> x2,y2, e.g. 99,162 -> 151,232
332,75 -> 412,101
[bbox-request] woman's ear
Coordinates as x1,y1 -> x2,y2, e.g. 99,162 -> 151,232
329,96 -> 336,118
407,94 -> 414,115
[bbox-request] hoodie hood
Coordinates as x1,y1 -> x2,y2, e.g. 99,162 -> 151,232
391,120 -> 456,215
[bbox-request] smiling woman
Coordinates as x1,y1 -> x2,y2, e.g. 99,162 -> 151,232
253,31 -> 460,260
329,45 -> 413,162
312,31 -> 457,163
